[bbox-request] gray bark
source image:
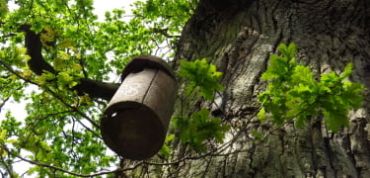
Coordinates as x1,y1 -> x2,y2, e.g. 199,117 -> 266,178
171,0 -> 370,178
130,0 -> 370,177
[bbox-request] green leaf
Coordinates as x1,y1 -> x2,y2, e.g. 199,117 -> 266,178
0,129 -> 7,143
257,108 -> 266,121
258,42 -> 365,132
159,134 -> 175,158
175,109 -> 229,152
340,63 -> 353,79
178,58 -> 223,100
0,0 -> 8,18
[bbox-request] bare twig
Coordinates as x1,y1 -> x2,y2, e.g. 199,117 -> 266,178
13,153 -> 143,177
0,96 -> 10,112
0,155 -> 14,176
2,145 -> 140,178
151,28 -> 180,38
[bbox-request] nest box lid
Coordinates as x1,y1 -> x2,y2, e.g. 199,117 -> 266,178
121,56 -> 176,81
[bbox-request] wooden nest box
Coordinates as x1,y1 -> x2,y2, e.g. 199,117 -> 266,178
101,56 -> 177,160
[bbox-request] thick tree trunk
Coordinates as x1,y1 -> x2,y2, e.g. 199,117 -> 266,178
170,0 -> 370,177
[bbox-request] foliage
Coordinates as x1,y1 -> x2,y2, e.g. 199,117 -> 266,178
0,0 -> 7,18
258,43 -> 365,131
178,58 -> 224,100
158,133 -> 174,158
171,58 -> 228,152
0,0 -> 195,176
158,58 -> 227,155
173,109 -> 229,152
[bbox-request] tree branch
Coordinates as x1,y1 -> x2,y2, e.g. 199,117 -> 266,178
0,96 -> 10,113
20,25 -> 119,101
19,25 -> 56,75
0,155 -> 14,177
10,150 -> 142,177
152,28 -> 180,38
73,79 -> 120,101
0,59 -> 101,131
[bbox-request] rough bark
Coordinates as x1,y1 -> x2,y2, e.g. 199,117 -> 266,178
169,0 -> 370,177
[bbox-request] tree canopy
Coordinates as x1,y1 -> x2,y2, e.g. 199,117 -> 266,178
0,0 -> 197,177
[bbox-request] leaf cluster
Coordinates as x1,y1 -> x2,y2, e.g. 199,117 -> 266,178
174,109 -> 229,152
178,58 -> 223,100
167,58 -> 229,153
0,0 -> 8,18
258,43 -> 365,131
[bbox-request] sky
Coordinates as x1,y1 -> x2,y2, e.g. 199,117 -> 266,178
93,0 -> 136,21
1,0 -> 137,176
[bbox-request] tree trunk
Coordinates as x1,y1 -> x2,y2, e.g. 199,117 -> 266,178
169,0 -> 370,177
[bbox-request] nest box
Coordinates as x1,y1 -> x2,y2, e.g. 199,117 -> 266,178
100,56 -> 177,160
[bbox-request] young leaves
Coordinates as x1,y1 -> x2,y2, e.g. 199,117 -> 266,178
174,109 -> 229,152
159,134 -> 175,158
258,43 -> 365,131
178,58 -> 223,100
175,58 -> 228,152
0,0 -> 8,18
